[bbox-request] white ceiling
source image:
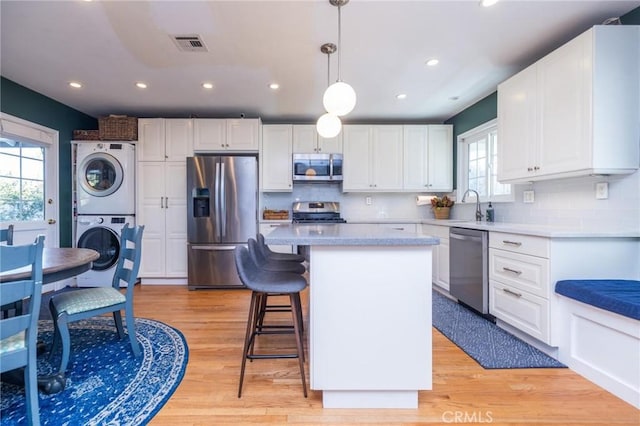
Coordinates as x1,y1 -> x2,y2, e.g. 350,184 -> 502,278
1,1 -> 637,123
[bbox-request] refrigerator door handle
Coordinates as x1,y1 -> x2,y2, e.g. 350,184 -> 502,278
220,161 -> 227,237
215,161 -> 221,240
190,245 -> 237,251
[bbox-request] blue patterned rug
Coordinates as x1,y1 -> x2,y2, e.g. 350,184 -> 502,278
1,317 -> 188,425
432,290 -> 565,369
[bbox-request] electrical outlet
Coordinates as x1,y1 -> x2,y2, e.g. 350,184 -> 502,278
365,196 -> 372,206
596,182 -> 608,200
523,190 -> 535,203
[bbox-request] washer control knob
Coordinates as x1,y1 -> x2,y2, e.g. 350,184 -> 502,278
97,217 -> 104,224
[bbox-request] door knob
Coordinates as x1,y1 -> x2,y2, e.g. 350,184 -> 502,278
48,219 -> 56,224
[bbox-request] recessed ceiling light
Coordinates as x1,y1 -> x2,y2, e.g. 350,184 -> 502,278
426,58 -> 439,67
396,94 -> 407,100
69,81 -> 82,89
202,82 -> 214,90
269,83 -> 280,90
480,0 -> 499,7
135,82 -> 148,89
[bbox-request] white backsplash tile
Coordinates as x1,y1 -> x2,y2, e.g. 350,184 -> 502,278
260,171 -> 640,231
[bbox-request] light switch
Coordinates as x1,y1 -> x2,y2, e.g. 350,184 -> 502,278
523,190 -> 535,203
596,182 -> 608,200
365,196 -> 372,206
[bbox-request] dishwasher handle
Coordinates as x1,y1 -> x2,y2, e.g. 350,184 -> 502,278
450,232 -> 483,243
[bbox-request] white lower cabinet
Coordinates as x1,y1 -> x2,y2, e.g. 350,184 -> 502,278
259,222 -> 293,254
488,231 -> 639,346
422,224 -> 449,291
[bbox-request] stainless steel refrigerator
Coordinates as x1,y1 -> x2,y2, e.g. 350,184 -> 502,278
186,155 -> 258,289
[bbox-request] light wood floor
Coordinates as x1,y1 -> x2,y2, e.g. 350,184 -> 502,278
131,285 -> 639,425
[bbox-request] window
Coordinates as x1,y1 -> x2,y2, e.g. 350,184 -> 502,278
457,119 -> 512,202
0,138 -> 45,221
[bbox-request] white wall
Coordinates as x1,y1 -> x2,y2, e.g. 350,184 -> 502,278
260,170 -> 640,231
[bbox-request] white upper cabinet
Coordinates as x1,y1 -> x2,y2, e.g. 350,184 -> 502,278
193,119 -> 225,152
261,125 -> 293,192
403,125 -> 453,192
343,125 -> 403,192
226,119 -> 260,151
498,25 -> 639,183
292,124 -> 343,153
192,118 -> 260,152
138,118 -> 193,162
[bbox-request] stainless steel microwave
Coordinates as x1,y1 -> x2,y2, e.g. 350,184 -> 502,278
292,153 -> 343,182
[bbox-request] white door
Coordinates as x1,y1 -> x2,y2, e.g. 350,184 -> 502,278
0,113 -> 59,249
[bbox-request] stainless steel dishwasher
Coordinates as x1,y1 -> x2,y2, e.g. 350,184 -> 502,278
449,227 -> 489,314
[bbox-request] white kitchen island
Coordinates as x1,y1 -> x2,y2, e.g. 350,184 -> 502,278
266,223 -> 439,409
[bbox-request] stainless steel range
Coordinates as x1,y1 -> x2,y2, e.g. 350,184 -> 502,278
292,201 -> 346,261
291,201 -> 347,224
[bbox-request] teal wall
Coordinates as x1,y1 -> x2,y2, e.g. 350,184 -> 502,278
0,77 -> 97,247
444,5 -> 640,188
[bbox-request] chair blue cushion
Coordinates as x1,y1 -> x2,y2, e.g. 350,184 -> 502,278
0,331 -> 25,354
555,280 -> 640,320
52,288 -> 125,315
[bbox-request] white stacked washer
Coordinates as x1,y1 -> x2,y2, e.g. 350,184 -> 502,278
75,142 -> 136,287
76,142 -> 135,215
75,215 -> 136,287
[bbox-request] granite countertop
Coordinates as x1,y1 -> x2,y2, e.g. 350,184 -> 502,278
265,223 -> 440,246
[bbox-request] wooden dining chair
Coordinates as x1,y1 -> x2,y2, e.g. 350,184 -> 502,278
48,224 -> 144,374
0,235 -> 45,426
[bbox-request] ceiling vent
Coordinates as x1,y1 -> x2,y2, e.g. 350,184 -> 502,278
171,34 -> 208,52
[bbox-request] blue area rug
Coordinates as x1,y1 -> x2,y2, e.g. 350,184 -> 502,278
432,290 -> 565,369
1,317 -> 188,425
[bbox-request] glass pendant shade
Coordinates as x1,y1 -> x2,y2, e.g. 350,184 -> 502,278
323,81 -> 357,116
316,112 -> 342,138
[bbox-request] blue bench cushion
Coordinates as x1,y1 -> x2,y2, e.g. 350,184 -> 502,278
555,280 -> 640,321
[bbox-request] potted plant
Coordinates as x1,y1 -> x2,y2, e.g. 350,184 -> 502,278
430,195 -> 454,219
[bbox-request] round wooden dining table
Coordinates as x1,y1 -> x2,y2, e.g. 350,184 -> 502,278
0,247 -> 99,284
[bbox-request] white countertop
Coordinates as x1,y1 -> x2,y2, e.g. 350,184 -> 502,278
265,223 -> 440,246
421,219 -> 640,238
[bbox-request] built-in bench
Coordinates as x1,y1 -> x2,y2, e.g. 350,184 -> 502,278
555,279 -> 640,409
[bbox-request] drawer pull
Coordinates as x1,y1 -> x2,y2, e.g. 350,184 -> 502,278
503,267 -> 522,275
502,240 -> 522,247
503,288 -> 522,298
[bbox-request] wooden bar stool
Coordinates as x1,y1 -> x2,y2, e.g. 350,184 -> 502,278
234,245 -> 308,398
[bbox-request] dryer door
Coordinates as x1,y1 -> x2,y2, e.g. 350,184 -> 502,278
78,152 -> 124,197
77,226 -> 120,271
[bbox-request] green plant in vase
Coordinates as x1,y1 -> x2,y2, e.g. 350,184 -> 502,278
430,195 -> 454,219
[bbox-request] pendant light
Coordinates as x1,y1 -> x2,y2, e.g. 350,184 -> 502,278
317,43 -> 342,138
323,0 -> 356,117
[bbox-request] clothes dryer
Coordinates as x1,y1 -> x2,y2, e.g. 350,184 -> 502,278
76,142 -> 135,215
75,214 -> 136,287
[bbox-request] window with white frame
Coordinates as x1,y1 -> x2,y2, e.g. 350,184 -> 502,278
457,119 -> 512,202
0,139 -> 45,221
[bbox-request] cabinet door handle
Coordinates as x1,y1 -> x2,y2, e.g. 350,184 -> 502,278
534,166 -> 540,171
160,197 -> 164,208
165,197 -> 169,208
503,288 -> 522,298
503,267 -> 522,275
502,240 -> 522,247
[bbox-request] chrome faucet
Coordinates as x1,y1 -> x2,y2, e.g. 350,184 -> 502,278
461,189 -> 484,222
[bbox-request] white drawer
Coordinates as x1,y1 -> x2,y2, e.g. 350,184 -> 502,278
490,280 -> 550,344
381,223 -> 417,233
489,249 -> 549,298
422,224 -> 449,239
489,232 -> 549,258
